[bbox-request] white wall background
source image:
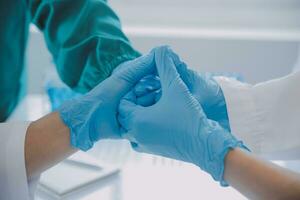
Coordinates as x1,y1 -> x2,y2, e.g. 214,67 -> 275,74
26,0 -> 300,94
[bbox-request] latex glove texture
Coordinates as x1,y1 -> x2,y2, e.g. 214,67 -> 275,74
59,52 -> 155,151
133,52 -> 230,131
118,46 -> 245,185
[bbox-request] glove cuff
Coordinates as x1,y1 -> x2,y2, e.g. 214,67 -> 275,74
58,97 -> 94,151
199,121 -> 249,186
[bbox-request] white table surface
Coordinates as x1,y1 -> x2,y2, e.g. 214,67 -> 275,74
10,95 -> 249,200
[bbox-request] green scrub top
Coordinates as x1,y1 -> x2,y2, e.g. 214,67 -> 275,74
0,0 -> 140,121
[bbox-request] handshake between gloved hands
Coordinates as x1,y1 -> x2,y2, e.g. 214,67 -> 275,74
59,46 -> 248,186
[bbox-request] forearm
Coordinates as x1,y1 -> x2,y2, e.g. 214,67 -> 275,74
224,148 -> 300,199
25,112 -> 77,179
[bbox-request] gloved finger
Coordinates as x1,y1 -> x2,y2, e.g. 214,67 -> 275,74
122,90 -> 137,103
134,81 -> 159,97
134,75 -> 161,97
112,51 -> 156,98
137,74 -> 160,83
139,74 -> 160,83
166,47 -> 182,67
136,83 -> 157,94
166,48 -> 206,97
217,119 -> 231,132
158,48 -> 208,118
154,46 -> 184,92
167,49 -> 197,92
136,90 -> 158,106
118,98 -> 137,118
119,53 -> 155,83
117,114 -> 131,132
137,89 -> 162,106
155,89 -> 162,102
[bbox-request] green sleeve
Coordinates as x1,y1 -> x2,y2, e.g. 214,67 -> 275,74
27,0 -> 141,93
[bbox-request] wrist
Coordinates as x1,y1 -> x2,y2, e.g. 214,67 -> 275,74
25,112 -> 76,178
198,120 -> 248,186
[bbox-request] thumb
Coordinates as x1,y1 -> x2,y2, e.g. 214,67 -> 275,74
118,91 -> 137,118
154,46 -> 181,91
167,48 -> 197,93
117,98 -> 137,136
118,90 -> 143,136
112,51 -> 156,98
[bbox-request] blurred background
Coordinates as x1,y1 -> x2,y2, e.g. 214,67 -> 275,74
27,0 -> 300,95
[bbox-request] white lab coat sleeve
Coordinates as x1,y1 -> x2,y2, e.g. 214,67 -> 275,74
215,71 -> 300,160
0,122 -> 40,200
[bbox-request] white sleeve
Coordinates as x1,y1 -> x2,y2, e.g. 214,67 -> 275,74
215,71 -> 300,160
0,122 -> 40,200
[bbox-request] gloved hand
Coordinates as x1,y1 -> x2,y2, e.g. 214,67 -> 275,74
133,52 -> 230,131
133,74 -> 161,106
59,51 -> 155,151
174,59 -> 231,131
112,62 -> 161,107
118,46 -> 246,185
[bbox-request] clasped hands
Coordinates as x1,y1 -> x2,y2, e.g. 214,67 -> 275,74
59,46 -> 247,186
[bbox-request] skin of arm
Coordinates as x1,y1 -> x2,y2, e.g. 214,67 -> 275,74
24,112 -> 77,179
224,148 -> 300,200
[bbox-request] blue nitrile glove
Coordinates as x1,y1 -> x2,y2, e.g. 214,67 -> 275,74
118,46 -> 246,185
112,63 -> 161,106
133,75 -> 161,106
132,51 -> 231,131
46,82 -> 82,111
58,51 -> 155,151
